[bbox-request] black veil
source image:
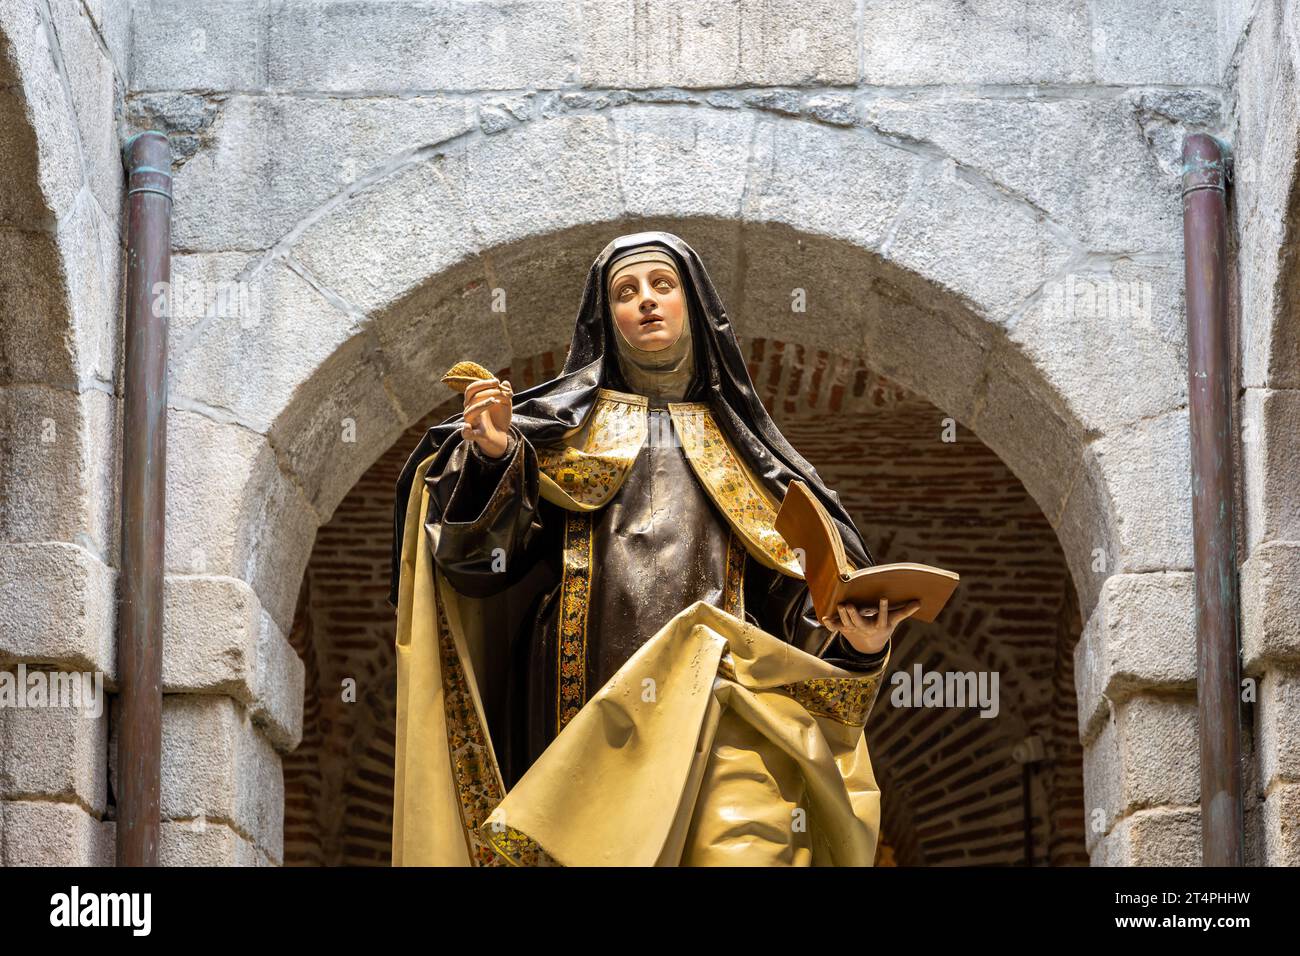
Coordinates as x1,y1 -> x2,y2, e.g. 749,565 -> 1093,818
388,230 -> 874,607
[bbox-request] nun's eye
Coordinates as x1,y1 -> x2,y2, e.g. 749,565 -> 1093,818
653,278 -> 673,291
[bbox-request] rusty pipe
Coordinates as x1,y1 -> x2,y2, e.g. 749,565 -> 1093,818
1181,133 -> 1244,867
116,131 -> 172,867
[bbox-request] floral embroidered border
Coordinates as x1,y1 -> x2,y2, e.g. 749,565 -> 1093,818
722,530 -> 746,619
479,823 -> 563,867
668,403 -> 803,577
537,390 -> 647,510
781,672 -> 886,727
556,509 -> 594,733
433,577 -> 508,866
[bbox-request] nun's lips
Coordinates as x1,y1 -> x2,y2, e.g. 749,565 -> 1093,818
640,314 -> 665,326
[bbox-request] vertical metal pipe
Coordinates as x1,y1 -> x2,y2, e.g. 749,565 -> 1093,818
1181,133 -> 1244,867
117,131 -> 172,867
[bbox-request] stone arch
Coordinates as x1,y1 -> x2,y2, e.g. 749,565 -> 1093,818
164,106 -> 1193,863
0,2 -> 123,864
170,107 -> 1190,631
286,336 -> 1089,865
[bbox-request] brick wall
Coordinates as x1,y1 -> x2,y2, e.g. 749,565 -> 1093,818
285,340 -> 1085,866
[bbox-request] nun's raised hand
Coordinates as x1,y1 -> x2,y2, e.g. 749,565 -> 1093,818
462,377 -> 513,459
820,598 -> 921,656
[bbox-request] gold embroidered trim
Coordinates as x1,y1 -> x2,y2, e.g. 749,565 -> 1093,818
668,403 -> 803,578
433,578 -> 508,866
722,530 -> 746,619
537,390 -> 647,511
557,509 -> 594,733
782,672 -> 886,727
479,823 -> 564,867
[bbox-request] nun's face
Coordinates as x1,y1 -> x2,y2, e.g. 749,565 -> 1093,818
608,261 -> 687,351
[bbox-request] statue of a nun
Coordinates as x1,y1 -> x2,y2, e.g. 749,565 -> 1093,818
389,231 -> 918,866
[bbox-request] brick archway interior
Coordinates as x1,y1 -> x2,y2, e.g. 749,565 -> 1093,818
283,340 -> 1086,866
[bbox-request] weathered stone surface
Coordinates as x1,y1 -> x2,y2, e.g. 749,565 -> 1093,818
150,695 -> 285,864
464,115 -> 623,251
0,0 -> 84,221
1243,388 -> 1300,550
48,0 -> 122,228
1084,409 -> 1194,573
159,819 -> 274,866
169,255 -> 364,435
293,153 -> 479,317
169,94 -> 475,250
1074,572 -> 1197,742
971,350 -> 1085,527
268,335 -> 409,518
613,105 -> 756,220
163,574 -> 259,695
0,231 -> 75,386
0,385 -> 118,560
1259,670 -> 1300,790
0,700 -> 108,813
584,0 -> 857,88
1082,695 -> 1199,852
1242,541 -> 1300,667
1091,0 -> 1218,85
0,543 -> 116,677
744,118 -> 920,252
0,799 -> 111,866
252,609 -> 305,754
864,94 -> 1183,252
1261,782 -> 1300,866
164,409 -> 318,634
1009,258 -> 1187,436
267,0 -> 581,92
131,0 -> 270,92
1090,806 -> 1201,866
885,160 -> 1075,321
860,0 -> 1091,85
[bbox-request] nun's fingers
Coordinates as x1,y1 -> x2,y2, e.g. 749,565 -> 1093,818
463,395 -> 500,426
846,603 -> 875,633
838,604 -> 853,632
464,378 -> 503,405
890,599 -> 922,626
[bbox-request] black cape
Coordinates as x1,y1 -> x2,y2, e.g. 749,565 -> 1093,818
388,230 -> 875,608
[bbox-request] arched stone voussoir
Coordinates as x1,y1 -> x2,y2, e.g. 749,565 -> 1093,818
164,408 -> 319,639
169,255 -> 368,436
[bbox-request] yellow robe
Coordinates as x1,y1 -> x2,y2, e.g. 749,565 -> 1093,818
393,396 -> 891,866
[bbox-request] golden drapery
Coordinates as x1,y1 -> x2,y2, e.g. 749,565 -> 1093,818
393,397 -> 891,866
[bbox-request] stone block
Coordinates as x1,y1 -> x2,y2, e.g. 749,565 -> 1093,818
169,94 -> 474,250
1243,388 -> 1300,551
0,697 -> 108,813
1241,541 -> 1300,667
860,0 -> 1091,85
884,160 -> 1075,321
168,255 -> 364,435
613,105 -> 756,220
583,0 -> 857,88
0,799 -> 111,866
744,118 -> 921,252
1081,694 -> 1199,851
1091,0 -> 1218,85
1090,806 -> 1200,866
1074,572 -> 1197,741
267,0 -> 580,92
131,0 -> 269,92
1258,669 -> 1300,790
0,543 -> 116,677
148,695 -> 285,864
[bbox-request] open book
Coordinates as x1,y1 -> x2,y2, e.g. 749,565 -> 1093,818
774,479 -> 960,625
